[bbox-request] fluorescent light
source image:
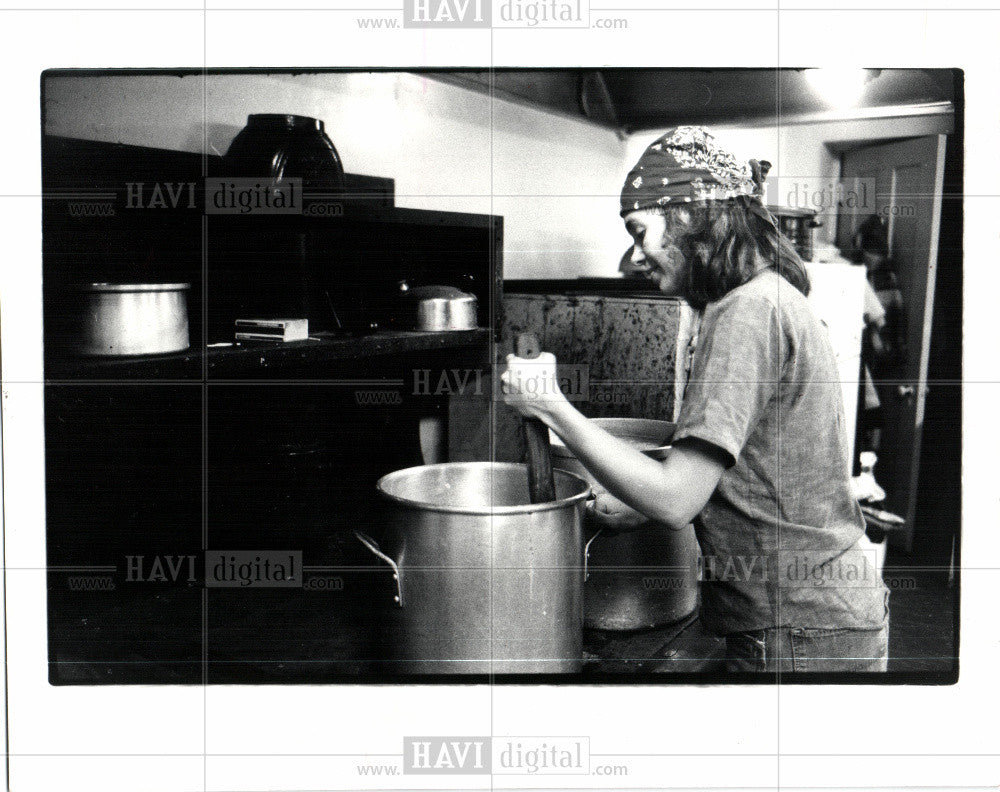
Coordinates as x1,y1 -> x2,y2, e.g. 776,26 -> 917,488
805,68 -> 868,109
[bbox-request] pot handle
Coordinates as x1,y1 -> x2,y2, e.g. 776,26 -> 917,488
353,530 -> 403,607
583,494 -> 602,582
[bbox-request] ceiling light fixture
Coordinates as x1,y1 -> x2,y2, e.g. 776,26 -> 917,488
804,68 -> 871,109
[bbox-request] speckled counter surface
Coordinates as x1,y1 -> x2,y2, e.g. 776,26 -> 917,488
502,293 -> 685,421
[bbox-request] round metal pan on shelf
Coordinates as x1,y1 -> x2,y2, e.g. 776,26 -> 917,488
76,282 -> 191,357
399,283 -> 478,332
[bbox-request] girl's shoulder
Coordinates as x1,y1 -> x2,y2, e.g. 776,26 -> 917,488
704,270 -> 824,360
707,269 -> 803,320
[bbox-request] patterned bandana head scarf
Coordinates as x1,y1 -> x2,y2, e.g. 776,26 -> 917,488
620,126 -> 775,227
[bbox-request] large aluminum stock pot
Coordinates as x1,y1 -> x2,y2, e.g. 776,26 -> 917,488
357,462 -> 593,674
550,418 -> 700,631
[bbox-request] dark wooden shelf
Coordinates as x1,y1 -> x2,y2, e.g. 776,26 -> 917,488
46,328 -> 492,381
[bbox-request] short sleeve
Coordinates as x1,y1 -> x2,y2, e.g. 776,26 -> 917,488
673,292 -> 786,468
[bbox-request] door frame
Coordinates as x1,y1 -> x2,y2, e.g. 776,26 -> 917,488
836,134 -> 947,551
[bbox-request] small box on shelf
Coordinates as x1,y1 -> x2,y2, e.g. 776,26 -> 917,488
234,318 -> 309,342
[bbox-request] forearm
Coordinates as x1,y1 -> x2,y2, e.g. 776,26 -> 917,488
543,400 -> 690,529
501,354 -> 725,527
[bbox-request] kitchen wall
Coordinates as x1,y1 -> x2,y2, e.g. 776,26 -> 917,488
624,112 -> 954,250
43,72 -> 954,279
43,72 -> 628,279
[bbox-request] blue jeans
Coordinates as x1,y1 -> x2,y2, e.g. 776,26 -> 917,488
725,622 -> 889,672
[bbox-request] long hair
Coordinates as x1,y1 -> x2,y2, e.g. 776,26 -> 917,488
662,197 -> 811,309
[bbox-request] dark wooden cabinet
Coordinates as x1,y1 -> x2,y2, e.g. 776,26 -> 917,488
43,136 -> 500,683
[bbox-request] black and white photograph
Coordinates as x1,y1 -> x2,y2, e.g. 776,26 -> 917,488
2,8 -> 997,792
39,66 -> 962,683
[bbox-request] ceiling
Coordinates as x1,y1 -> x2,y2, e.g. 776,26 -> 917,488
435,69 -> 957,134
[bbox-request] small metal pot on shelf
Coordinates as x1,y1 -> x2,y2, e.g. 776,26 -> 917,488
76,282 -> 190,357
398,280 -> 478,332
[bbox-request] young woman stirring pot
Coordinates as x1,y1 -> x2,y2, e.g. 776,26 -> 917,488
501,127 -> 890,672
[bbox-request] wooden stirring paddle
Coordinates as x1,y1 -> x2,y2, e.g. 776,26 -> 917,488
515,332 -> 557,504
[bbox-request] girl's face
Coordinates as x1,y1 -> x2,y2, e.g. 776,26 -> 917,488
623,208 -> 691,295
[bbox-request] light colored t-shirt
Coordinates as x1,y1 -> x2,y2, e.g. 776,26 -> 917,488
673,270 -> 889,636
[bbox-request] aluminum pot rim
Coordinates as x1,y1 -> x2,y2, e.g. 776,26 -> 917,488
376,461 -> 591,515
415,294 -> 477,306
78,282 -> 191,293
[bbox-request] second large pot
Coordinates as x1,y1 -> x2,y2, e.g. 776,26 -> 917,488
550,418 -> 700,631
359,462 -> 592,674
